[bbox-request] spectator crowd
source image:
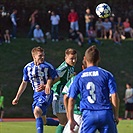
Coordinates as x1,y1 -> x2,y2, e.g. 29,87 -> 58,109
0,1 -> 133,45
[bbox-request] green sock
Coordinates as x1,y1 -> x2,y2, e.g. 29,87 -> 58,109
56,124 -> 64,133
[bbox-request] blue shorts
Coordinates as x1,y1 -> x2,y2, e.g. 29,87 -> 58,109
80,110 -> 116,133
32,90 -> 53,115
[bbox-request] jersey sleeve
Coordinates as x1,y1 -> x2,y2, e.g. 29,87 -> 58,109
68,76 -> 80,99
62,85 -> 68,95
56,62 -> 67,78
22,67 -> 29,82
108,72 -> 117,94
62,76 -> 75,95
48,65 -> 58,80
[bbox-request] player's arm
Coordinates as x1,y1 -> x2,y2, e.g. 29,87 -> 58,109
68,97 -> 78,131
12,80 -> 27,105
111,93 -> 120,124
63,94 -> 69,118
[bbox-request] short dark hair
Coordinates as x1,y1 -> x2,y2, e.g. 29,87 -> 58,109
126,83 -> 131,87
85,45 -> 100,65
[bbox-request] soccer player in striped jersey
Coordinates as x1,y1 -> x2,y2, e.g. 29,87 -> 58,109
68,45 -> 119,133
52,48 -> 77,133
12,46 -> 59,133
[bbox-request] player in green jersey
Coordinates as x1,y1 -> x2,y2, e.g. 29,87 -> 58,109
62,76 -> 81,133
52,48 -> 77,133
62,60 -> 86,133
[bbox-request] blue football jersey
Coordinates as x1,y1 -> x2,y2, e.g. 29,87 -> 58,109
69,66 -> 117,112
23,61 -> 58,99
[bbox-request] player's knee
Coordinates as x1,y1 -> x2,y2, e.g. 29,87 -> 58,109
34,107 -> 42,118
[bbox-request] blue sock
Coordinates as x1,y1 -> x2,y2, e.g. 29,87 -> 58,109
36,117 -> 43,133
46,117 -> 59,126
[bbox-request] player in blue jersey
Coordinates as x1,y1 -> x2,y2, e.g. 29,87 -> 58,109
68,45 -> 119,133
12,46 -> 59,133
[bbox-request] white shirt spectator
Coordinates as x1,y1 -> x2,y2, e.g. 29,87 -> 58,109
33,25 -> 45,43
125,88 -> 133,103
34,28 -> 44,38
50,15 -> 60,25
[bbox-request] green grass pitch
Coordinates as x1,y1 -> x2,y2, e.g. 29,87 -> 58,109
0,120 -> 133,133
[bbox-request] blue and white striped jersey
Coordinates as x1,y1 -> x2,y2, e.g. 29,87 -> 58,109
23,61 -> 58,99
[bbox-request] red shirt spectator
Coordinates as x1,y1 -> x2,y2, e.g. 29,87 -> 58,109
123,20 -> 130,28
68,9 -> 78,22
68,8 -> 79,31
123,18 -> 133,38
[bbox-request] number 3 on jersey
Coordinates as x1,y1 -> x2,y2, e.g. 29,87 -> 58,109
86,82 -> 96,103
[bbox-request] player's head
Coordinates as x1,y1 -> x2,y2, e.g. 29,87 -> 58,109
70,8 -> 75,12
65,48 -> 77,66
51,11 -> 56,15
13,9 -> 17,14
35,25 -> 40,29
5,29 -> 9,34
84,45 -> 100,66
86,8 -> 90,13
126,83 -> 131,89
31,46 -> 45,65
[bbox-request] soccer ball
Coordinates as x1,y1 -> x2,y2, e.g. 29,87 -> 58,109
95,3 -> 111,18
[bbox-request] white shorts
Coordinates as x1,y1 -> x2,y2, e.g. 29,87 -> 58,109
52,93 -> 66,116
63,114 -> 82,133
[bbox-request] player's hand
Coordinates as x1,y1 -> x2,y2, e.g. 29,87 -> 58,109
12,98 -> 19,105
37,84 -> 46,92
70,119 -> 79,132
114,117 -> 119,125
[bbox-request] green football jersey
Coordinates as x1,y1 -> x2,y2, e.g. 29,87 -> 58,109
62,76 -> 82,115
52,61 -> 75,95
